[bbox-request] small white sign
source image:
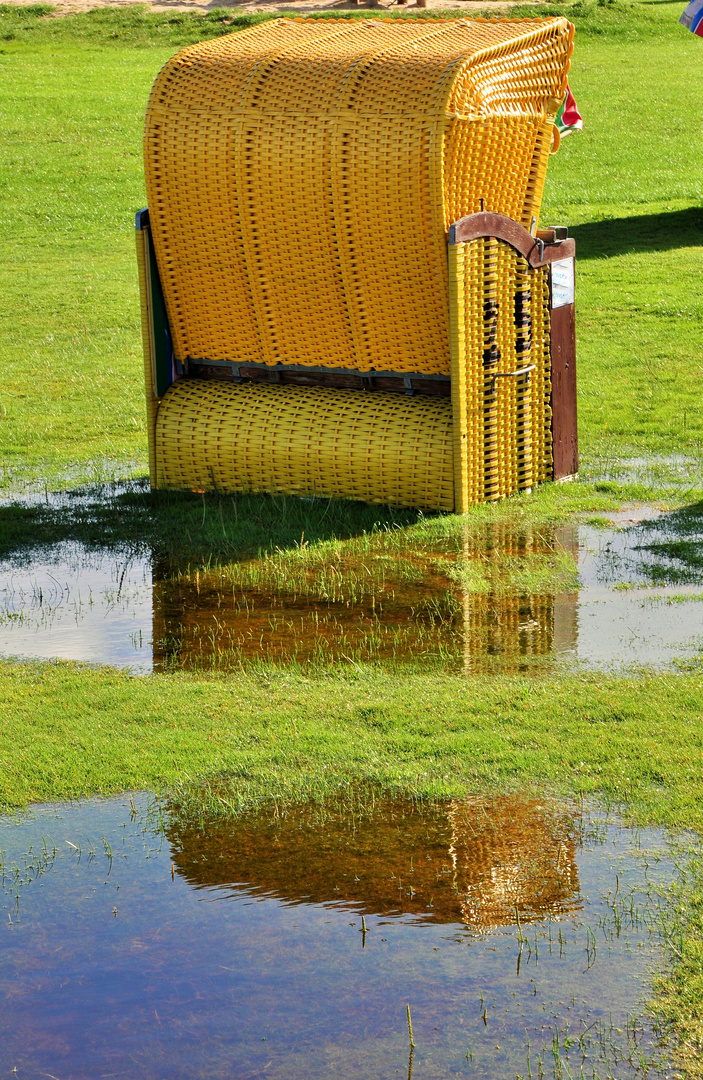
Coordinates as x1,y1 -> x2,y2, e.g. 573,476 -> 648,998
551,257 -> 575,309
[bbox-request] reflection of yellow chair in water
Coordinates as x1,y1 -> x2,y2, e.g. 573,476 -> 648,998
167,795 -> 581,927
448,797 -> 579,928
149,521 -> 580,673
137,17 -> 578,512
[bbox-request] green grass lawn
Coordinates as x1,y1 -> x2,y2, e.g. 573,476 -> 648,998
1,1 -> 703,489
2,1 -> 703,1071
543,3 -> 703,471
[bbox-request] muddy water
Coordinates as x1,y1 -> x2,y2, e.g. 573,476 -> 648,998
0,794 -> 674,1080
1,506 -> 702,672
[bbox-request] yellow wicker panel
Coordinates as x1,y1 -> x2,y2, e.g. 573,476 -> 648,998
514,255 -> 534,491
448,236 -> 552,509
494,240 -> 515,500
144,17 -> 573,375
155,379 -> 455,511
449,239 -> 484,514
443,115 -> 549,231
448,243 -> 468,514
481,237 -> 500,502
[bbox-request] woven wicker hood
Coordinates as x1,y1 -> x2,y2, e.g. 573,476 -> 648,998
144,17 -> 574,375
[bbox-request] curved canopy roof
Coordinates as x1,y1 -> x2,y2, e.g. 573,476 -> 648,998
145,17 -> 574,374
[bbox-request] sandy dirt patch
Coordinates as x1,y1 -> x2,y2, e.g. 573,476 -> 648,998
6,0 -> 522,18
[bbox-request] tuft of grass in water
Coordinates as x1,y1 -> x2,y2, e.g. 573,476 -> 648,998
582,514 -> 617,529
644,592 -> 703,604
611,502 -> 703,585
654,847 -> 703,1078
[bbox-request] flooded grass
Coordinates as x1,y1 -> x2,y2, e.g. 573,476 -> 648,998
0,792 -> 684,1080
152,521 -> 576,674
1,486 -> 703,1075
0,544 -> 152,668
1,493 -> 703,674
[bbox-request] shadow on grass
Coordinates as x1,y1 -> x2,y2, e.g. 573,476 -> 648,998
0,486 -> 426,565
570,207 -> 703,259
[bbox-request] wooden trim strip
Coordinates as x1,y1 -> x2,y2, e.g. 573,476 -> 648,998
448,212 -> 575,267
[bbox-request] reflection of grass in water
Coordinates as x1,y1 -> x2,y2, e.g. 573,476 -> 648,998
612,504 -> 703,586
448,550 -> 579,597
157,616 -> 464,675
162,792 -> 677,1078
152,518 -> 575,673
0,792 -> 680,1080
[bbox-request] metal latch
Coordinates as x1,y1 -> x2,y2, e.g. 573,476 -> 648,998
489,365 -> 536,394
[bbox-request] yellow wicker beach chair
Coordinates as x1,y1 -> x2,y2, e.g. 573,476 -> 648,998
137,17 -> 578,512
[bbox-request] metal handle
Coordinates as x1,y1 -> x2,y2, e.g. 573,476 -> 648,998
489,365 -> 536,394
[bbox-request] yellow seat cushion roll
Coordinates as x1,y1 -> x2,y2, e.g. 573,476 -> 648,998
155,379 -> 455,511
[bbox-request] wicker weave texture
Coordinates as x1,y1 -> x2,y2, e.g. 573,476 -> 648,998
155,379 -> 454,510
449,236 -> 552,509
145,17 -> 573,376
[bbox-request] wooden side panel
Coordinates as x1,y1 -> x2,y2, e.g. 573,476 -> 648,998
549,301 -> 578,479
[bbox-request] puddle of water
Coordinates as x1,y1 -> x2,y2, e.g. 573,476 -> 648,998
558,518 -> 703,669
2,503 -> 703,673
0,543 -> 153,671
0,794 -> 675,1080
580,453 -> 703,491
